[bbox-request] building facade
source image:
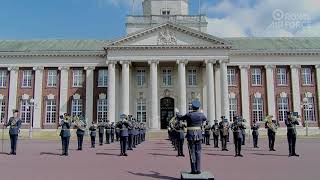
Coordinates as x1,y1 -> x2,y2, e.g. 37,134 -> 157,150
0,0 -> 320,130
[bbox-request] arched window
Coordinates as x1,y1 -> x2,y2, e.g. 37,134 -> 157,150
229,92 -> 237,121
278,92 -> 288,121
252,92 -> 263,122
45,94 -> 56,124
97,93 -> 108,122
136,98 -> 146,122
71,94 -> 83,117
303,92 -> 315,121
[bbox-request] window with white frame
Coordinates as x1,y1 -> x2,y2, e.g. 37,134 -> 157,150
251,68 -> 262,85
98,69 -> 108,87
188,69 -> 197,86
277,68 -> 287,85
278,97 -> 289,121
47,70 -> 57,87
22,70 -> 32,88
97,99 -> 108,122
229,97 -> 237,121
302,67 -> 312,85
137,69 -> 146,87
227,68 -> 236,86
252,96 -> 263,122
0,99 -> 5,123
0,70 -> 7,88
163,69 -> 172,86
137,99 -> 146,122
188,100 -> 193,112
72,69 -> 83,87
45,99 -> 56,123
71,99 -> 83,117
20,99 -> 31,123
303,97 -> 315,121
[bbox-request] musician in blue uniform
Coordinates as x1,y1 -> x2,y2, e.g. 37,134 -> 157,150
75,114 -> 86,151
59,114 -> 72,156
4,109 -> 22,155
177,100 -> 207,175
116,114 -> 131,156
204,121 -> 211,145
286,112 -> 300,157
251,120 -> 260,148
105,120 -> 111,144
127,115 -> 134,150
211,120 -> 219,148
231,116 -> 246,157
174,118 -> 186,157
265,115 -> 277,151
219,117 -> 230,151
110,122 -> 115,143
97,119 -> 105,146
89,121 -> 97,148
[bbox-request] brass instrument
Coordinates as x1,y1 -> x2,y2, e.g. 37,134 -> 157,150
222,121 -> 229,136
73,116 -> 86,131
265,115 -> 277,133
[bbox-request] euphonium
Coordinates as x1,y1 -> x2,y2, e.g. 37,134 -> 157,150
73,116 -> 86,131
222,121 -> 229,136
266,116 -> 277,133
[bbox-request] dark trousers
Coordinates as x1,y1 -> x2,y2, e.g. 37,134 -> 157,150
187,140 -> 202,173
90,136 -> 96,148
128,134 -> 133,150
120,136 -> 128,155
9,135 -> 18,154
111,132 -> 114,143
268,132 -> 276,150
62,137 -> 70,155
205,134 -> 210,145
99,133 -> 104,145
132,135 -> 136,148
105,133 -> 110,144
221,136 -> 228,150
213,135 -> 219,148
177,139 -> 184,156
77,134 -> 84,150
234,138 -> 242,155
253,134 -> 259,148
116,132 -> 120,141
242,134 -> 246,145
287,133 -> 297,155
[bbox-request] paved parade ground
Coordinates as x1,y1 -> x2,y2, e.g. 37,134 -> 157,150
0,137 -> 319,180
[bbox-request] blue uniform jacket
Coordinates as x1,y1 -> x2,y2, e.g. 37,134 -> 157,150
6,117 -> 22,135
89,125 -> 97,136
178,111 -> 207,141
116,121 -> 131,137
59,121 -> 71,137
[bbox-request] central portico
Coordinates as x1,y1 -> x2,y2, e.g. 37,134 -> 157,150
105,22 -> 231,129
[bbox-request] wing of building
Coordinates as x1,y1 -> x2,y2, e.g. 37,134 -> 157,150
0,0 -> 320,132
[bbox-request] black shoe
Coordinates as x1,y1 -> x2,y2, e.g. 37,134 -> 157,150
195,171 -> 201,174
238,154 -> 243,157
288,154 -> 292,157
65,154 -> 68,156
234,155 -> 238,157
225,149 -> 229,151
272,149 -> 276,151
120,153 -> 124,156
181,154 -> 185,157
124,153 -> 128,156
293,154 -> 300,157
190,171 -> 197,174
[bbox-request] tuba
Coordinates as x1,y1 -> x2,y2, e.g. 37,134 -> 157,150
265,116 -> 277,133
222,121 -> 229,136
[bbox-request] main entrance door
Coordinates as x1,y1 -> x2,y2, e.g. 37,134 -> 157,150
160,97 -> 175,129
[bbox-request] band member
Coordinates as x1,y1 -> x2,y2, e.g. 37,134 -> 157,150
231,117 -> 246,157
110,122 -> 115,143
219,117 -> 229,151
211,120 -> 219,148
115,126 -> 120,141
89,121 -> 97,148
175,118 -> 186,157
97,119 -> 105,146
177,100 -> 207,175
127,115 -> 134,150
59,114 -> 71,156
251,120 -> 260,148
204,121 -> 211,145
133,119 -> 139,147
265,115 -> 278,151
116,114 -> 131,156
169,116 -> 177,150
75,115 -> 86,151
286,112 -> 300,157
201,126 -> 205,144
141,122 -> 146,142
4,109 -> 22,155
241,118 -> 246,145
105,120 -> 111,144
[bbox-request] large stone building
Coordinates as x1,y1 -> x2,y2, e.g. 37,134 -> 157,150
0,0 -> 320,131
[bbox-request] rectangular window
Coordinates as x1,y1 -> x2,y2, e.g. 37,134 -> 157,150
97,99 -> 108,122
227,68 -> 236,86
0,99 -> 5,123
302,68 -> 312,85
251,68 -> 262,86
303,97 -> 315,121
278,97 -> 288,121
229,97 -> 237,121
20,99 -> 31,123
277,68 -> 287,85
72,70 -> 83,87
252,97 -> 263,122
137,69 -> 146,87
163,69 -> 172,86
22,70 -> 32,88
188,69 -> 197,86
71,99 -> 83,117
137,99 -> 146,122
98,69 -> 108,87
45,99 -> 56,123
47,70 -> 57,87
0,70 -> 7,88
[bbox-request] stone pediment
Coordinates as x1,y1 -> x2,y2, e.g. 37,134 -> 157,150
106,23 -> 231,48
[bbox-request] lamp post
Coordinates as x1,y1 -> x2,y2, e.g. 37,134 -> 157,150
28,98 -> 35,139
301,97 -> 312,136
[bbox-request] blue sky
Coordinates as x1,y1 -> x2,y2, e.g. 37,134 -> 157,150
0,0 -> 319,40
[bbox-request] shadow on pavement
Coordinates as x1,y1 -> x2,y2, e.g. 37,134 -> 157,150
0,152 -> 10,155
128,171 -> 178,180
96,152 -> 120,156
251,153 -> 288,157
149,153 -> 177,157
40,152 -> 61,156
206,153 -> 235,157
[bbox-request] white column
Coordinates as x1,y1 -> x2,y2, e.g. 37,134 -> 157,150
149,60 -> 159,130
315,65 -> 320,122
240,65 -> 250,127
214,64 -> 221,120
220,60 -> 229,119
7,66 -> 19,119
59,66 -> 69,115
291,65 -> 301,115
120,61 -> 130,115
33,66 -> 44,129
84,66 -> 95,126
205,60 -> 216,124
177,60 -> 188,115
107,61 -> 116,123
265,65 -> 276,117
